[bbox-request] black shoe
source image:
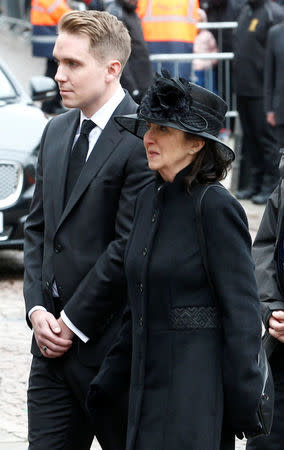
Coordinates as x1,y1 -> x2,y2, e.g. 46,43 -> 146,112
235,188 -> 258,200
251,192 -> 271,205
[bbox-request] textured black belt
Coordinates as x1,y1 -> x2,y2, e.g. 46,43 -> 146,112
169,306 -> 221,329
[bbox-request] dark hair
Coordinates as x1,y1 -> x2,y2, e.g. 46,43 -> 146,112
184,137 -> 231,191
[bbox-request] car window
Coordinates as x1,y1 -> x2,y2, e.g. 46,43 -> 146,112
0,68 -> 17,99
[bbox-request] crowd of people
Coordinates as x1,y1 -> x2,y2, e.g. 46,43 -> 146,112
3,1 -> 284,449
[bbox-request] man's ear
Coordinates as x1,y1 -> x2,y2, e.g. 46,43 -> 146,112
105,60 -> 121,82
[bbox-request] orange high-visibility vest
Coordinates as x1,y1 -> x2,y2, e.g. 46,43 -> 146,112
136,0 -> 200,44
31,0 -> 71,26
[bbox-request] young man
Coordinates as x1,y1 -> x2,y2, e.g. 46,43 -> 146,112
24,10 -> 152,450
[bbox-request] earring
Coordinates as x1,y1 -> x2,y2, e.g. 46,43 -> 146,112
189,149 -> 195,155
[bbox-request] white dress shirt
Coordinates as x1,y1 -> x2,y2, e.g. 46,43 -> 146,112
28,86 -> 125,343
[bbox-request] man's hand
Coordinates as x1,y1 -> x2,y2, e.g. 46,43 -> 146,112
30,310 -> 73,358
266,111 -> 276,127
269,310 -> 284,343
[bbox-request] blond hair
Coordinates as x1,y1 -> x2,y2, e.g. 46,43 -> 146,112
58,10 -> 131,71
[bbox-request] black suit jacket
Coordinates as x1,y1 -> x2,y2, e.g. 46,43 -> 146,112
24,91 -> 153,365
264,22 -> 284,125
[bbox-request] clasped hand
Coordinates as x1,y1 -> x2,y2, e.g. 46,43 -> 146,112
269,310 -> 284,343
30,310 -> 74,358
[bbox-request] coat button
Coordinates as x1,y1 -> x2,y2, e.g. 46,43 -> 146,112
142,248 -> 147,256
54,243 -> 63,253
151,212 -> 157,223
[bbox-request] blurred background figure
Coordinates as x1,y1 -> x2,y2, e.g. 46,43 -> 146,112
264,21 -> 284,150
233,0 -> 284,205
136,0 -> 200,79
199,0 -> 242,137
30,0 -> 72,114
83,0 -> 153,103
193,8 -> 218,93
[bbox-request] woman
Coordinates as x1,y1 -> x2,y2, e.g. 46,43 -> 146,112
88,71 -> 264,450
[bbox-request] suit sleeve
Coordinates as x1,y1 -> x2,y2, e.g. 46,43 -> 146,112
23,120 -> 52,326
63,140 -> 153,338
264,28 -> 276,114
253,184 -> 284,328
202,187 -> 263,433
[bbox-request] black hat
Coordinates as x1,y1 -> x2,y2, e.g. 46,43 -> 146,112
115,70 -> 234,161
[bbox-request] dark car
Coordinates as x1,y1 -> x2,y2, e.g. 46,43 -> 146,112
0,60 -> 57,249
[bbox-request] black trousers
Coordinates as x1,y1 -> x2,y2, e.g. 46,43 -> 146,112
237,96 -> 279,189
28,300 -> 126,450
246,344 -> 284,450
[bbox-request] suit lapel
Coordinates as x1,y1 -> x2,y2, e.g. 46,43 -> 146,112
53,110 -> 80,226
56,93 -> 137,231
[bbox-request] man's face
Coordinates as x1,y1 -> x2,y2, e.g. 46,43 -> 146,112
53,32 -> 110,117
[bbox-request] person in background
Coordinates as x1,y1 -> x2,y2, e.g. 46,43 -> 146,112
136,0 -> 200,79
83,0 -> 153,103
264,21 -> 284,151
234,0 -> 284,204
193,8 -> 218,93
246,153 -> 284,449
87,71 -> 264,450
24,10 -> 152,450
30,0 -> 72,114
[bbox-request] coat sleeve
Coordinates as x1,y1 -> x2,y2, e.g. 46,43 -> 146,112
86,305 -> 132,414
252,184 -> 284,328
202,187 -> 263,433
63,141 -> 153,339
23,119 -> 52,325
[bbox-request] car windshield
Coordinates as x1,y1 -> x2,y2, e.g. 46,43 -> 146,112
0,68 -> 17,100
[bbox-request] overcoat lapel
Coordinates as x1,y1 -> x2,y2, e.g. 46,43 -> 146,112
53,110 -> 80,226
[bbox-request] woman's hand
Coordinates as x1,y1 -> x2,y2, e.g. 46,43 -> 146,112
269,310 -> 284,342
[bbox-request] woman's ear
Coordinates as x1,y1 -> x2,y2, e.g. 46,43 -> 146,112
191,137 -> 206,153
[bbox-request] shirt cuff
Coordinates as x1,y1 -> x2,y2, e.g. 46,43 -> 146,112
28,305 -> 47,320
61,310 -> 89,343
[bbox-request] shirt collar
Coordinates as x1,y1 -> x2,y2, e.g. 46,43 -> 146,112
79,85 -> 125,130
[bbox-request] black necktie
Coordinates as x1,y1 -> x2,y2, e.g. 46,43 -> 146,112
65,119 -> 95,205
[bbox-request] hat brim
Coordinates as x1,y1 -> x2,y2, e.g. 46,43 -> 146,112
115,114 -> 235,162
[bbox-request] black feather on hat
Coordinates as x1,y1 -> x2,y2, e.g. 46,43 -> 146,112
115,70 -> 234,162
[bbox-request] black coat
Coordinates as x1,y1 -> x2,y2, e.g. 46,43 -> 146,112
252,158 -> 284,332
24,92 -> 153,366
89,169 -> 263,450
264,22 -> 284,125
233,0 -> 284,96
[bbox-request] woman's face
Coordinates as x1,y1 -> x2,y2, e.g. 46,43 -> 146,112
143,123 -> 205,182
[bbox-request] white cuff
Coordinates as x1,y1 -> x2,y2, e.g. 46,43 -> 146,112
28,305 -> 47,320
60,310 -> 89,343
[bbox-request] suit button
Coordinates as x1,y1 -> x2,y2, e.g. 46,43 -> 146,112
151,213 -> 157,223
142,248 -> 147,256
139,316 -> 143,327
139,282 -> 143,293
45,281 -> 50,288
55,243 -> 63,253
